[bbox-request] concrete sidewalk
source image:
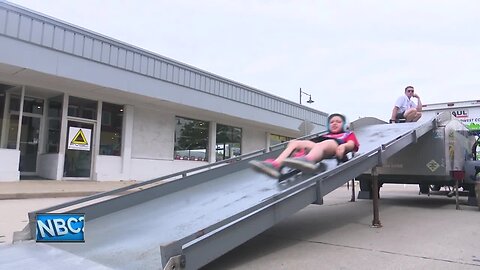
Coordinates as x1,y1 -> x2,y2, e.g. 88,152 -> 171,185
0,180 -> 138,200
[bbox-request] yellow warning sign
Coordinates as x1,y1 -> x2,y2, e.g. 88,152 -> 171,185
426,160 -> 440,172
71,129 -> 88,145
68,127 -> 91,151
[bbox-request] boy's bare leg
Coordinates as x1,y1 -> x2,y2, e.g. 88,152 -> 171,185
274,140 -> 316,164
404,109 -> 419,122
304,140 -> 338,163
282,140 -> 339,172
412,112 -> 422,122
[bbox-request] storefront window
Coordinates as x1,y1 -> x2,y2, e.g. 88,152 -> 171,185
68,96 -> 97,120
9,94 -> 20,112
46,95 -> 63,153
23,96 -> 44,114
100,102 -> 123,156
216,124 -> 242,161
174,116 -> 209,161
270,134 -> 294,146
7,94 -> 43,115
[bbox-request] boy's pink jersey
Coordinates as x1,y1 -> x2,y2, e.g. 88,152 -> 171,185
313,131 -> 360,152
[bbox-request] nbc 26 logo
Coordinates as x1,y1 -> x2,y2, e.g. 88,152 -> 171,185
36,213 -> 85,242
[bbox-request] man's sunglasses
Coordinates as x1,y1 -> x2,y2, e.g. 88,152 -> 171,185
407,89 -> 414,92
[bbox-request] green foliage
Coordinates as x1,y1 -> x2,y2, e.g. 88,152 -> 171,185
466,122 -> 480,131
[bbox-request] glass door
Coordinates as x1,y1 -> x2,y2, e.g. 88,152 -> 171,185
64,120 -> 94,178
7,114 -> 41,174
20,116 -> 41,173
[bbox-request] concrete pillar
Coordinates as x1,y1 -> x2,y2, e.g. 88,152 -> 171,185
209,121 -> 217,163
121,104 -> 134,179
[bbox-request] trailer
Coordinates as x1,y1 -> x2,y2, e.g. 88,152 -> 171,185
422,99 -> 480,159
422,99 -> 480,129
357,110 -> 480,207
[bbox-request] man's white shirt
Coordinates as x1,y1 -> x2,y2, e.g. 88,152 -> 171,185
394,95 -> 416,113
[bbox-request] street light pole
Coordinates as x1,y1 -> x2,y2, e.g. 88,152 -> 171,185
299,88 -> 314,105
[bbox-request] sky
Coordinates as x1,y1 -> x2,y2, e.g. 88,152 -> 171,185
7,0 -> 480,121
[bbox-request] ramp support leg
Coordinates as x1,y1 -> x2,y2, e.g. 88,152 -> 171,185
451,171 -> 464,210
350,178 -> 356,202
371,167 -> 382,228
314,181 -> 324,205
455,179 -> 460,210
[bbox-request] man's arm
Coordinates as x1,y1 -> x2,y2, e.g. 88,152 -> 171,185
391,106 -> 399,122
336,141 -> 355,158
414,94 -> 422,111
336,133 -> 360,158
345,133 -> 360,152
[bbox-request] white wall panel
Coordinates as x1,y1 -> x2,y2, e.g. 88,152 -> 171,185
18,16 -> 30,41
95,155 -> 123,181
101,43 -> 110,64
241,127 -> 267,154
64,30 -> 75,53
5,12 -> 19,37
37,153 -> 59,180
52,26 -> 64,50
0,9 -> 7,34
30,19 -> 42,44
0,149 -> 20,181
131,107 -> 174,159
82,36 -> 93,58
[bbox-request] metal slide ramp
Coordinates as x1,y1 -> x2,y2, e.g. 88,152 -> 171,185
0,116 -> 437,270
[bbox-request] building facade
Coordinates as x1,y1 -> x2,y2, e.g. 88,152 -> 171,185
0,2 -> 327,182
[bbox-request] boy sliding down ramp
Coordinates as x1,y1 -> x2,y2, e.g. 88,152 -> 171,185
249,113 -> 360,178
